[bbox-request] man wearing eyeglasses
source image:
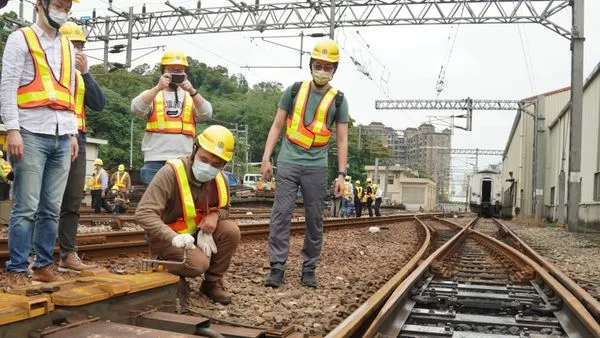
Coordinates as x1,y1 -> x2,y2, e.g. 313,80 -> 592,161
260,39 -> 350,288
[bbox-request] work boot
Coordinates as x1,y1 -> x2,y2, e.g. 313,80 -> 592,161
264,268 -> 285,288
58,252 -> 97,272
300,270 -> 317,288
32,265 -> 65,283
200,280 -> 231,305
5,272 -> 31,291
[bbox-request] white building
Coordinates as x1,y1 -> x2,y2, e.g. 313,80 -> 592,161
365,165 -> 437,211
502,60 -> 600,230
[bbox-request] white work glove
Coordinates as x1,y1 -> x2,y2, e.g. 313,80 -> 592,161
171,234 -> 196,249
196,231 -> 218,258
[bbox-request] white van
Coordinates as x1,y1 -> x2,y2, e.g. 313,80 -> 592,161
243,174 -> 263,190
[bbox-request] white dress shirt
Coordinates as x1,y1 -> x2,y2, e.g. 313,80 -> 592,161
0,24 -> 77,136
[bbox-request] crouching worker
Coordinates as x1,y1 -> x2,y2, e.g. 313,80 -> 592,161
136,125 -> 240,305
110,185 -> 129,214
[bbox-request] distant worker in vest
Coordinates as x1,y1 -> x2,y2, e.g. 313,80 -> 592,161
1,0 -> 81,289
340,175 -> 353,218
110,164 -> 131,197
374,184 -> 383,217
354,180 -> 363,218
365,178 -> 374,217
256,177 -> 265,191
136,125 -> 240,305
0,151 -> 12,201
57,21 -> 106,273
110,184 -> 129,214
131,50 -> 213,186
90,159 -> 112,213
261,39 -> 350,288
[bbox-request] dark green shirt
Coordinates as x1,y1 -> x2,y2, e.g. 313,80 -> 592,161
276,83 -> 350,167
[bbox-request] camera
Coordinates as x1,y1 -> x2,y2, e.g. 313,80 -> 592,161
170,73 -> 186,85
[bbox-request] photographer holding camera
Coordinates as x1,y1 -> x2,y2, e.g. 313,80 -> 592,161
131,50 -> 213,186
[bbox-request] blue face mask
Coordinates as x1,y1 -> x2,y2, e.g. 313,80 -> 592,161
192,160 -> 220,182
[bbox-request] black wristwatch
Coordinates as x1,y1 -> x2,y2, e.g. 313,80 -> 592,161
190,90 -> 199,97
338,171 -> 346,177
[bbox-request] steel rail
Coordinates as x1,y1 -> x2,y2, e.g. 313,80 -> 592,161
360,217 -> 478,336
493,217 -> 600,321
326,217 -> 431,337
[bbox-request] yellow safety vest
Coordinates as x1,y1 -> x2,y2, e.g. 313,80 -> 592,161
356,186 -> 363,199
91,169 -> 105,190
74,70 -> 86,132
166,159 -> 229,235
286,81 -> 336,150
343,182 -> 351,197
16,27 -> 74,111
145,91 -> 195,136
115,172 -> 129,189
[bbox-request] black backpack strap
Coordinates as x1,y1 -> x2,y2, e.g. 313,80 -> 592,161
334,90 -> 344,109
291,81 -> 302,100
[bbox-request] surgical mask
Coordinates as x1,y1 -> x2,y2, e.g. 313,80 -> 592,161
192,160 -> 220,183
48,8 -> 68,28
312,70 -> 332,86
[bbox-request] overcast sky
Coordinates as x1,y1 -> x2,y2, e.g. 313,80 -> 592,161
4,0 -> 599,193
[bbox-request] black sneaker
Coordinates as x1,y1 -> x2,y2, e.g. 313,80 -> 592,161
264,268 -> 285,288
300,270 -> 317,288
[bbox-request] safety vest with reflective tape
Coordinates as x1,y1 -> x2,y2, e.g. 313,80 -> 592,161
145,91 -> 195,136
343,182 -> 351,197
286,81 -> 337,150
91,169 -> 105,190
166,159 -> 229,235
74,70 -> 86,132
115,172 -> 129,189
356,186 -> 363,199
17,27 -> 74,111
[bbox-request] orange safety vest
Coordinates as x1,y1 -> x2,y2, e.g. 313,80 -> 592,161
145,91 -> 195,136
17,27 -> 74,111
74,70 -> 86,132
286,81 -> 337,150
166,159 -> 229,235
115,172 -> 129,189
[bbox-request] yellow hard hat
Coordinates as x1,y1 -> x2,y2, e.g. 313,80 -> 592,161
366,178 -> 372,183
111,184 -> 119,191
59,22 -> 86,42
344,175 -> 350,181
94,159 -> 103,166
196,125 -> 235,162
373,184 -> 378,189
311,39 -> 340,63
355,180 -> 360,185
160,50 -> 188,67
118,164 -> 125,171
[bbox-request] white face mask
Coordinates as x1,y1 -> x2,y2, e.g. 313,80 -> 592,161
312,70 -> 332,86
49,8 -> 68,27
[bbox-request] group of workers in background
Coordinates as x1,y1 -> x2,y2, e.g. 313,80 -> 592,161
0,0 -> 349,306
333,176 -> 382,218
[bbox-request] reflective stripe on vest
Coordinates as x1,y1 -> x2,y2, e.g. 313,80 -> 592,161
343,182 -> 351,197
74,70 -> 86,132
145,91 -> 195,136
356,186 -> 363,198
17,27 -> 74,111
166,159 -> 229,235
286,81 -> 336,150
115,172 -> 128,188
91,169 -> 105,190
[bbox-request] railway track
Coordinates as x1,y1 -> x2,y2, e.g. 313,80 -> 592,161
329,216 -> 600,337
0,214 -> 427,266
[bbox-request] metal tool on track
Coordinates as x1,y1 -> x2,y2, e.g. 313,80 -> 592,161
141,248 -> 187,272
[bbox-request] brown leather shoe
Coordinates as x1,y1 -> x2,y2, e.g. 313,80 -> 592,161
59,252 -> 97,272
5,272 -> 31,291
32,265 -> 65,283
200,280 -> 231,305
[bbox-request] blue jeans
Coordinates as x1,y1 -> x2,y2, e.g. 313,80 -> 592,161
140,161 -> 165,186
6,130 -> 71,272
